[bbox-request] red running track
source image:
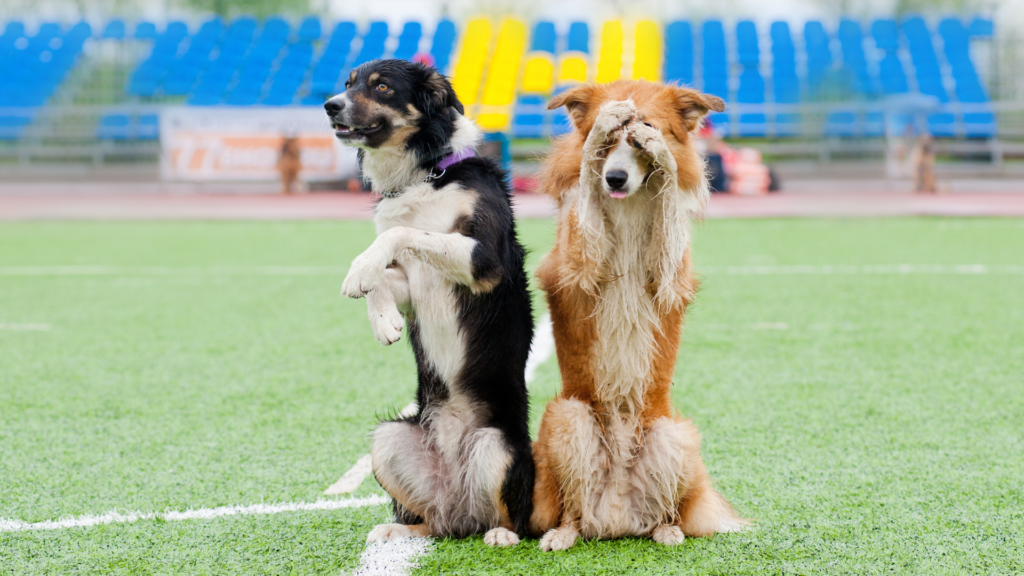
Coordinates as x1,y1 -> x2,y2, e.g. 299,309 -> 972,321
1,192 -> 1024,220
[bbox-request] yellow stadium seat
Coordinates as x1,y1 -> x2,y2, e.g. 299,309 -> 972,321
522,54 -> 555,93
596,20 -> 623,83
451,19 -> 492,106
558,54 -> 588,83
633,20 -> 661,81
478,19 -> 527,131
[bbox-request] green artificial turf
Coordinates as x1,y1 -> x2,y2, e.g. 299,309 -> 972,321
1,218 -> 1022,575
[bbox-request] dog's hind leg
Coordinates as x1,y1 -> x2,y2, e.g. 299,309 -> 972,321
670,418 -> 749,537
369,420 -> 437,542
534,397 -> 603,551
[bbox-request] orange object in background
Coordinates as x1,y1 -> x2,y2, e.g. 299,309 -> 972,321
726,148 -> 771,195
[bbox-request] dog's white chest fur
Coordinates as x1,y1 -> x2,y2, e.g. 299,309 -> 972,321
567,197 -> 695,538
374,182 -> 476,385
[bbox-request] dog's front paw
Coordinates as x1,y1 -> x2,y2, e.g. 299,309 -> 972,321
366,523 -> 423,543
652,525 -> 685,546
369,303 -> 403,346
627,122 -> 673,168
538,526 -> 578,552
483,527 -> 520,547
599,100 -> 637,127
342,254 -> 386,299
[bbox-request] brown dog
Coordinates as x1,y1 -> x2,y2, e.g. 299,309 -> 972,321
530,80 -> 748,551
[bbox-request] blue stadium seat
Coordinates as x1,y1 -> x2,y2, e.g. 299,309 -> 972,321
102,19 -> 126,39
512,95 -> 546,138
352,21 -> 387,68
137,114 -> 159,140
938,17 -> 995,137
735,21 -> 765,136
431,20 -> 457,72
3,21 -> 25,38
0,114 -> 33,141
567,22 -> 589,53
824,110 -> 857,137
872,19 -> 908,96
551,85 -> 574,136
532,21 -> 556,54
968,18 -> 993,38
394,22 -> 422,60
97,114 -> 132,140
134,21 -> 157,39
702,21 -> 729,133
262,41 -> 314,105
804,21 -> 831,95
664,21 -> 693,86
837,19 -> 874,95
298,16 -> 321,41
771,21 -> 800,136
306,21 -> 357,103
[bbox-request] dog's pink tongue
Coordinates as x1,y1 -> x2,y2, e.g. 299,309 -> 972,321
609,191 -> 628,199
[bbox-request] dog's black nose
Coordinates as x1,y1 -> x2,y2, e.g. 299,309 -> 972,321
324,99 -> 344,116
605,170 -> 628,191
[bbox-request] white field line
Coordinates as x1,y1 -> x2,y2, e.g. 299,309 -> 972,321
525,313 -> 555,384
352,538 -> 432,576
0,323 -> 51,331
0,495 -> 388,533
700,264 -> 1024,275
343,313 -> 556,576
0,266 -> 346,276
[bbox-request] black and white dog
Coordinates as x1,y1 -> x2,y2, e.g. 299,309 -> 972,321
325,59 -> 535,546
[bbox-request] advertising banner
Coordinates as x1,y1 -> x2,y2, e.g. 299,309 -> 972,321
160,107 -> 359,181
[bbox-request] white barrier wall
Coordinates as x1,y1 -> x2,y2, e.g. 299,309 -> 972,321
159,107 -> 359,181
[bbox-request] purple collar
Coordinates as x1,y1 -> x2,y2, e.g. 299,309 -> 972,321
436,148 -> 476,171
379,148 -> 477,198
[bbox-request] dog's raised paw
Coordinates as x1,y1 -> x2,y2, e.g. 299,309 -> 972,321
342,255 -> 386,299
369,304 -> 403,346
483,527 -> 520,547
538,527 -> 578,552
652,525 -> 685,546
366,523 -> 419,543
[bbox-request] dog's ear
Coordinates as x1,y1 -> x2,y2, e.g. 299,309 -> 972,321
420,69 -> 464,116
673,87 -> 726,133
547,84 -> 595,133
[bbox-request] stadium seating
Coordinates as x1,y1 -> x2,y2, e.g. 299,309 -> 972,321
664,21 -> 693,86
513,22 -> 556,138
736,21 -> 766,136
596,20 -> 623,84
939,18 -> 996,137
0,21 -> 90,139
632,20 -> 661,82
477,19 -> 526,131
702,21 -> 729,131
771,22 -> 800,136
0,15 -> 1002,143
451,18 -> 490,106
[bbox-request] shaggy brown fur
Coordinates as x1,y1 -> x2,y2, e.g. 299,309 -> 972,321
530,80 -> 747,551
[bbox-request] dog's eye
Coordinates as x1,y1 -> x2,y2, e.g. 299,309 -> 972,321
344,81 -> 350,89
376,83 -> 389,91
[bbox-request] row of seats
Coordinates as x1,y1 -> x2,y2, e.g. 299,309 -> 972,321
0,21 -> 91,139
1,16 -> 998,142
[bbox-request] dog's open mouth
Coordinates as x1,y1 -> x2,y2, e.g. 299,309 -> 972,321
608,191 -> 628,199
332,121 -> 384,138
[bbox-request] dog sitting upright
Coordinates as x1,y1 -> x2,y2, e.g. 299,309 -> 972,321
325,60 -> 534,546
530,80 -> 748,551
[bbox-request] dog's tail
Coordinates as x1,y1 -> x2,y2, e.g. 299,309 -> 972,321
677,479 -> 750,536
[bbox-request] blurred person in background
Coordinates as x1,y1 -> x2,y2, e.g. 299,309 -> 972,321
277,135 -> 302,194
